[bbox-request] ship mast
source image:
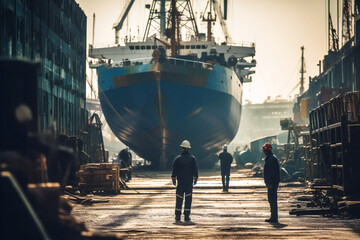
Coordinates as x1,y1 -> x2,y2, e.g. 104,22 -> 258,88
299,46 -> 306,95
169,0 -> 180,56
143,0 -> 200,44
203,0 -> 217,41
160,0 -> 166,38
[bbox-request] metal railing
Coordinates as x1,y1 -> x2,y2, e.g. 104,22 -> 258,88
167,57 -> 213,69
90,42 -> 122,49
227,41 -> 256,48
90,40 -> 256,50
99,57 -> 213,69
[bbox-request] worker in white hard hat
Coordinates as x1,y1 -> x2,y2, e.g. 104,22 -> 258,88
171,140 -> 199,222
219,144 -> 233,192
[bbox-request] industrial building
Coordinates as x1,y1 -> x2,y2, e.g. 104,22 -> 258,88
237,99 -> 295,144
0,0 -> 87,136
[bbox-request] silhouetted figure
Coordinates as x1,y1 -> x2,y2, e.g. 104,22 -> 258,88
171,140 -> 198,222
262,143 -> 280,223
219,144 -> 233,192
118,147 -> 132,180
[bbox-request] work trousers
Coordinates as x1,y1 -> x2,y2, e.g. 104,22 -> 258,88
221,170 -> 230,190
267,183 -> 279,220
175,183 -> 193,216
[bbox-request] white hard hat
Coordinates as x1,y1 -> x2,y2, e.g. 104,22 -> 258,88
180,140 -> 191,149
222,144 -> 228,149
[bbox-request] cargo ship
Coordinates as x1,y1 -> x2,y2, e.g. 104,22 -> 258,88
89,0 -> 256,169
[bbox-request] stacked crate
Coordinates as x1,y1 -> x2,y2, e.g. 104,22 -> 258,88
309,91 -> 360,196
76,163 -> 120,194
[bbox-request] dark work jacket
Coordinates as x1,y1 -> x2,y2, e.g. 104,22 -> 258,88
263,153 -> 280,186
219,150 -> 233,172
119,149 -> 131,168
171,151 -> 199,184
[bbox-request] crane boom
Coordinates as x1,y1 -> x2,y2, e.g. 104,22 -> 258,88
213,0 -> 231,43
113,0 -> 135,43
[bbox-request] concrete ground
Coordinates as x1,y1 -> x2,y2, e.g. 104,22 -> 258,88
72,169 -> 360,239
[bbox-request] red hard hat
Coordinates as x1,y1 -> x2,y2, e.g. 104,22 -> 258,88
262,143 -> 272,151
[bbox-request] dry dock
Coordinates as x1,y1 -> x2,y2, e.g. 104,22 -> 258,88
72,169 -> 360,239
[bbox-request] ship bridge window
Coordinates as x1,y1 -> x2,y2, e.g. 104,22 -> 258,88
191,45 -> 195,49
179,45 -> 185,49
185,45 -> 190,49
152,45 -> 157,49
196,45 -> 201,49
202,45 -> 207,49
135,46 -> 140,50
129,46 -> 134,50
141,46 -> 145,50
146,46 -> 151,50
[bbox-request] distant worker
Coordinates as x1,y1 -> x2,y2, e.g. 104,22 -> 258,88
171,140 -> 199,222
119,147 -> 132,168
118,147 -> 132,180
262,143 -> 280,223
239,146 -> 252,166
219,144 -> 233,192
233,146 -> 240,167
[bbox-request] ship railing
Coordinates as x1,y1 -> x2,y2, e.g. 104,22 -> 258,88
90,38 -> 151,49
167,57 -> 213,69
227,41 -> 255,48
90,42 -> 122,49
110,58 -> 153,67
108,57 -> 213,69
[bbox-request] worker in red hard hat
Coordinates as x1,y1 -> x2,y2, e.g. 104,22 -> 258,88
262,143 -> 280,223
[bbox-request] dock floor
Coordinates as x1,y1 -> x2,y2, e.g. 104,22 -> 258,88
72,169 -> 360,239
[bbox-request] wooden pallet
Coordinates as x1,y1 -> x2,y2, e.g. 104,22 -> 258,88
76,163 -> 120,194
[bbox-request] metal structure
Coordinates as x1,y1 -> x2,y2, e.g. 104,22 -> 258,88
293,0 -> 360,125
84,113 -> 106,163
279,118 -> 308,177
342,0 -> 353,45
202,0 -> 217,41
328,14 -> 339,52
213,0 -> 231,43
309,91 -> 360,196
143,0 -> 200,42
299,46 -> 306,95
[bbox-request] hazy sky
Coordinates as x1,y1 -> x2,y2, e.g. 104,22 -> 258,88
76,0 -> 340,103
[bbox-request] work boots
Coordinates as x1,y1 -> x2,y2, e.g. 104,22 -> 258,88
265,209 -> 278,223
175,215 -> 191,221
265,218 -> 278,223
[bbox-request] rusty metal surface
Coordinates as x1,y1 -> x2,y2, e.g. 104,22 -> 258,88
72,169 -> 360,239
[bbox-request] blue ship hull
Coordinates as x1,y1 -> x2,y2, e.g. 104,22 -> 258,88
96,62 -> 242,168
